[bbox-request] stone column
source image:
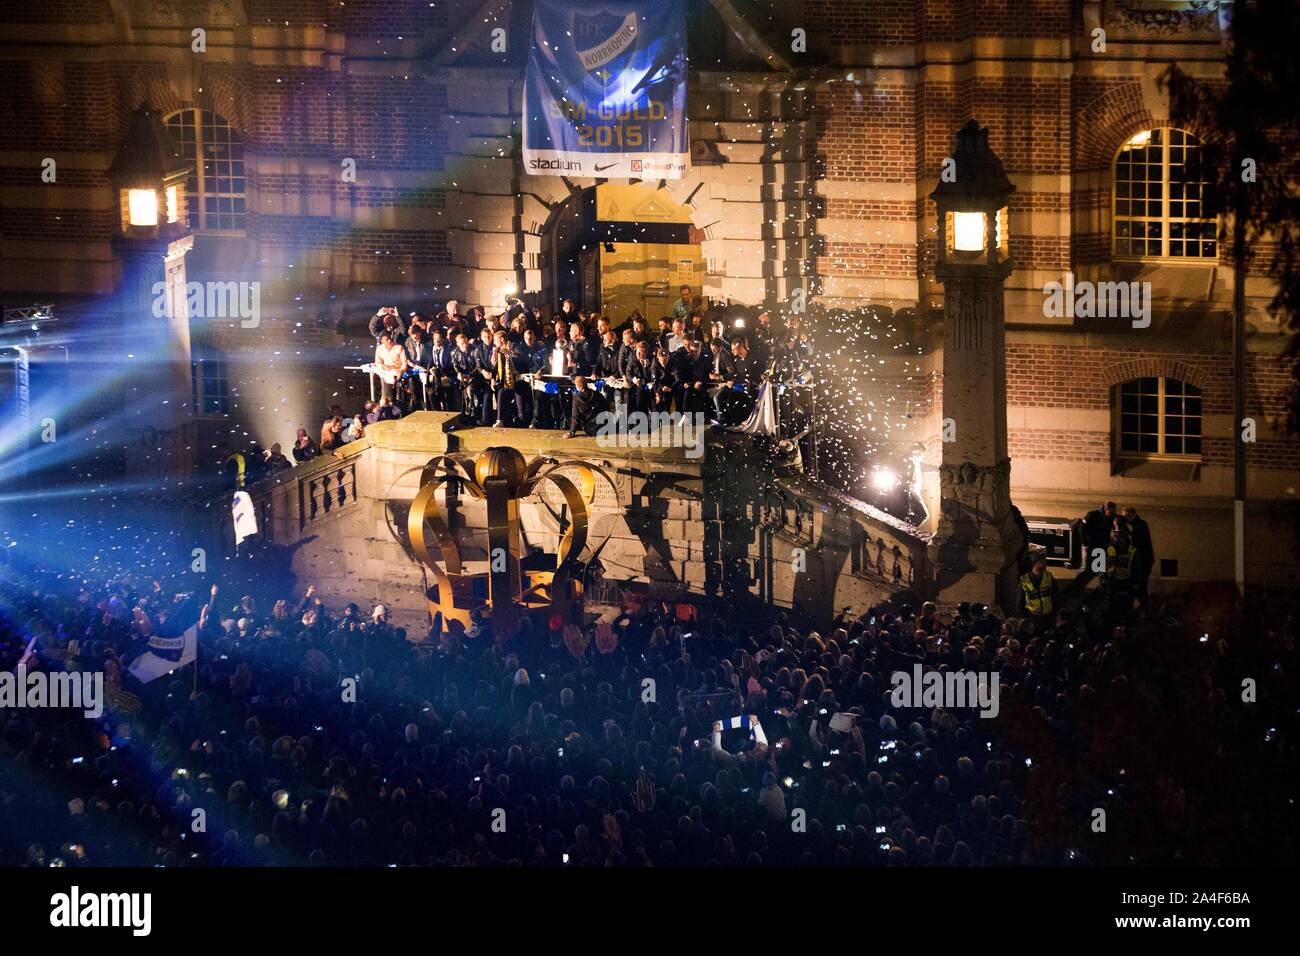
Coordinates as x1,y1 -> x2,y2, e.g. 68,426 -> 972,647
932,266 -> 1021,610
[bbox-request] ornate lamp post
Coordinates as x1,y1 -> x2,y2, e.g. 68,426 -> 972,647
110,108 -> 195,479
929,120 -> 1022,610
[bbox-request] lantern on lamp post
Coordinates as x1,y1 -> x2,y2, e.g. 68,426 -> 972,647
928,120 -> 1022,612
933,121 -> 1013,273
110,108 -> 196,479
110,109 -> 190,239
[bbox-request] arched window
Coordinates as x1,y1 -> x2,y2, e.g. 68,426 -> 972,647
164,109 -> 246,233
1112,128 -> 1216,260
1117,376 -> 1202,459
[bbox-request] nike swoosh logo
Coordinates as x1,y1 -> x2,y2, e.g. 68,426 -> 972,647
594,162 -> 617,172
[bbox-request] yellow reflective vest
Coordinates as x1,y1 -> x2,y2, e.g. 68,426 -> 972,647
224,452 -> 246,488
1020,570 -> 1054,617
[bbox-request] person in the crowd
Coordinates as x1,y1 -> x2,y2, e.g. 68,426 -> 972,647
564,375 -> 609,438
1019,554 -> 1055,627
1124,506 -> 1155,607
650,346 -> 679,412
265,443 -> 293,474
1105,531 -> 1138,624
368,306 -> 404,343
491,330 -> 528,428
687,310 -> 706,341
673,336 -> 710,416
319,414 -> 344,453
292,427 -> 320,463
341,408 -> 367,443
774,315 -> 812,381
403,324 -> 434,411
445,298 -> 463,332
374,331 -> 408,407
624,340 -> 655,415
1081,501 -> 1118,578
473,328 -> 498,424
715,337 -> 760,424
596,329 -> 621,379
665,317 -> 688,354
428,328 -> 457,412
672,284 -> 692,322
452,331 -> 481,419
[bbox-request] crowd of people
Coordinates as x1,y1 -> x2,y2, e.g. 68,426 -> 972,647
0,536 -> 1292,868
1019,502 -> 1158,632
214,288 -> 817,490
360,288 -> 812,436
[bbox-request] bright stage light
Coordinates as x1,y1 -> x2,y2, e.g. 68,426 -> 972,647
869,467 -> 899,494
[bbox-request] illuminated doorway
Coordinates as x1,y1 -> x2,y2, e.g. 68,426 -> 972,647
550,183 -> 704,323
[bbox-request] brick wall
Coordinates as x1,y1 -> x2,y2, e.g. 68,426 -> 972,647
812,84 -> 916,184
803,0 -> 917,46
1006,345 -> 1300,471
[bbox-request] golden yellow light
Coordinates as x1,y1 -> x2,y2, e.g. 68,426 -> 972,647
127,188 -> 158,226
165,185 -> 179,224
952,211 -> 985,252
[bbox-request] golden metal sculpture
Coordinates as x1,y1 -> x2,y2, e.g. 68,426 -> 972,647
404,447 -> 618,631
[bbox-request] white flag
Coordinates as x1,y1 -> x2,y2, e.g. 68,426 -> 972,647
232,491 -> 258,546
128,622 -> 197,684
728,382 -> 778,436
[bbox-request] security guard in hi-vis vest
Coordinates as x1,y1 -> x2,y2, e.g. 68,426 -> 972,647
1105,532 -> 1139,620
223,451 -> 246,491
1019,554 -> 1056,625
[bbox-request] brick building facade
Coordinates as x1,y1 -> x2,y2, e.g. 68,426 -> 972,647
1,0 -> 1296,586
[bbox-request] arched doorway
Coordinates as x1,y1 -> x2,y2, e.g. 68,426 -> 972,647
548,183 -> 705,323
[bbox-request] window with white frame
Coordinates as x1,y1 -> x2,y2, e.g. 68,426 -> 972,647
192,351 -> 231,416
164,109 -> 246,233
1112,128 -> 1216,260
1117,376 -> 1202,459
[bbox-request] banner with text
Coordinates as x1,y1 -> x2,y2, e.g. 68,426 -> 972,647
524,0 -> 689,180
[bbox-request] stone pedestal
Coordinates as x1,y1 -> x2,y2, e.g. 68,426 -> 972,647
930,264 -> 1021,611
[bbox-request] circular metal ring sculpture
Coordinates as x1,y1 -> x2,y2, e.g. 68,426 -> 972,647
403,447 -> 618,631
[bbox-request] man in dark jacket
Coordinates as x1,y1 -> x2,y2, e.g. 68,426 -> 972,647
672,337 -> 709,415
565,375 -> 610,437
403,324 -> 433,410
427,329 -> 457,411
623,341 -> 655,415
596,330 -> 621,379
1123,506 -> 1155,606
1081,501 -> 1117,579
